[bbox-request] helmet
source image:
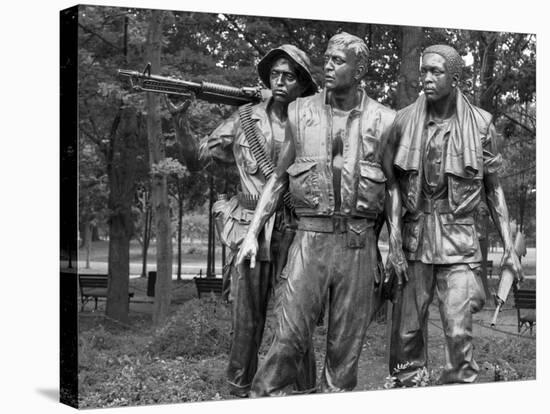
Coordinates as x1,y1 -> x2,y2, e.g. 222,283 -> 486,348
257,44 -> 318,97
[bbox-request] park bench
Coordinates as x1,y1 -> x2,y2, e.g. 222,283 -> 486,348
78,273 -> 134,311
513,287 -> 536,334
194,276 -> 223,299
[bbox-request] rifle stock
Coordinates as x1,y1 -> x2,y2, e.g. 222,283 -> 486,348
490,267 -> 517,326
118,63 -> 265,106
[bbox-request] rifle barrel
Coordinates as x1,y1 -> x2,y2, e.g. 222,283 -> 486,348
117,69 -> 262,105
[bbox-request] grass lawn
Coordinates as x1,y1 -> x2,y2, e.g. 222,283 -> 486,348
80,240 -> 224,264
77,275 -> 536,409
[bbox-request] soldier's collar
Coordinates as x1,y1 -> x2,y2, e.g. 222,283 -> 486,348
322,87 -> 366,114
249,98 -> 272,120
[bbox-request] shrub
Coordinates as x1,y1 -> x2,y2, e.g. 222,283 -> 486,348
147,298 -> 231,359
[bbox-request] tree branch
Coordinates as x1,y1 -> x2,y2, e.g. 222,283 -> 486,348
82,99 -> 105,141
500,112 -> 536,136
501,136 -> 536,148
79,125 -> 103,148
500,165 -> 536,179
78,22 -> 123,52
222,14 -> 266,56
280,20 -> 307,52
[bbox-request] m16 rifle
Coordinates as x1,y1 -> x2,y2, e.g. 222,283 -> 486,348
490,231 -> 525,326
118,63 -> 268,106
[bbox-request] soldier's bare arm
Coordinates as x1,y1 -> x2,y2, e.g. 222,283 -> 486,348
381,121 -> 409,285
164,95 -> 203,172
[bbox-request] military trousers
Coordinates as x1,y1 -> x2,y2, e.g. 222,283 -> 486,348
250,222 -> 378,396
389,262 -> 486,385
227,235 -> 316,396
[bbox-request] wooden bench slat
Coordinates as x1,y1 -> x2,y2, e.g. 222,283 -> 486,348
513,288 -> 536,334
78,273 -> 134,311
194,277 -> 223,298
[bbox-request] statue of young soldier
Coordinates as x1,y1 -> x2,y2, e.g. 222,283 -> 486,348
237,32 -> 403,396
382,44 -> 524,385
204,45 -> 319,397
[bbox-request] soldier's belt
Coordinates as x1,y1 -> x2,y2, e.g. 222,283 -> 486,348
418,197 -> 452,214
297,216 -> 374,233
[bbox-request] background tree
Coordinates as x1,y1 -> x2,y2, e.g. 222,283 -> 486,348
78,142 -> 108,268
78,6 -> 151,323
76,6 -> 536,325
144,9 -> 173,326
134,181 -> 153,278
395,26 -> 422,109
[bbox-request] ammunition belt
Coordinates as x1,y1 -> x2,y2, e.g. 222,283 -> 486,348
237,192 -> 260,210
418,196 -> 452,214
238,104 -> 295,212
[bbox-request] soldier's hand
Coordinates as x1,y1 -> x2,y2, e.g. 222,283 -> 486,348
386,235 -> 409,287
501,248 -> 524,283
163,94 -> 193,115
236,234 -> 259,269
206,136 -> 233,150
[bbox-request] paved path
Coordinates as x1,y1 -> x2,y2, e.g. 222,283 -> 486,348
66,260 -> 223,280
65,247 -> 536,280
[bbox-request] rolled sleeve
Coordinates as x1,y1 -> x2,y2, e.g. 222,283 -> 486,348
203,111 -> 240,162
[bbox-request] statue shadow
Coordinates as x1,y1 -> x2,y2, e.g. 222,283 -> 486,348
36,388 -> 58,402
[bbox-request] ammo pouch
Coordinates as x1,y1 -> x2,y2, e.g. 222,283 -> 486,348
356,160 -> 386,215
286,160 -> 321,210
346,219 -> 369,249
213,195 -> 253,250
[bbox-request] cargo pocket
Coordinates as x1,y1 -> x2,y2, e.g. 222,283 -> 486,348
448,175 -> 482,215
402,215 -> 423,253
215,197 -> 253,250
468,266 -> 486,314
238,143 -> 259,175
346,220 -> 369,249
287,160 -> 320,208
440,214 -> 478,258
356,160 -> 386,215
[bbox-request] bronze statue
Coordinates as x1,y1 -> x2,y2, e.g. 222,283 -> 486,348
237,33 -> 399,395
382,44 -> 524,385
205,45 -> 319,397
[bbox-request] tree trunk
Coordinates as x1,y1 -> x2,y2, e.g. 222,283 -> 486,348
207,175 -> 215,277
103,8 -> 138,325
92,225 -> 100,241
477,32 -> 498,286
85,222 -> 92,269
396,26 -> 423,109
177,181 -> 184,281
141,202 -> 152,278
79,220 -> 93,268
105,106 -> 140,324
479,33 -> 498,113
518,180 -> 527,233
146,10 -> 171,326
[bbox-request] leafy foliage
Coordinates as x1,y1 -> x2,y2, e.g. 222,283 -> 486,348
78,323 -> 225,407
78,6 -> 536,247
78,297 -> 231,408
147,298 -> 231,358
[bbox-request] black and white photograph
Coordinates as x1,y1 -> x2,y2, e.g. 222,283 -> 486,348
3,0 -> 547,413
